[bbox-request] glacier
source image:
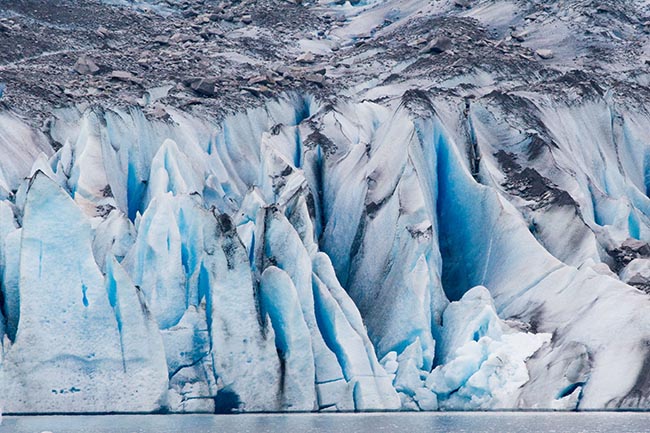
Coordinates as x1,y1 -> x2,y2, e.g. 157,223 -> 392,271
2,90 -> 650,413
2,0 -> 650,415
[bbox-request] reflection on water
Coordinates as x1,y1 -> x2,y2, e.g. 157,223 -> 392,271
1,412 -> 649,433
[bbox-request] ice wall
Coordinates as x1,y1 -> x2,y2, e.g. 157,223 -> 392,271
2,89 -> 650,413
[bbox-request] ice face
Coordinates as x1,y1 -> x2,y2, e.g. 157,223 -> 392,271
3,85 -> 650,414
0,96 -> 409,413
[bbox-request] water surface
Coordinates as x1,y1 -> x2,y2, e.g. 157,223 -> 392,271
2,412 -> 649,433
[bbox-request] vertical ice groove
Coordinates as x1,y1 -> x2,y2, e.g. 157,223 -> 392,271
105,257 -> 126,373
264,208 -> 345,388
0,200 -> 18,347
1,227 -> 21,343
260,266 -> 316,411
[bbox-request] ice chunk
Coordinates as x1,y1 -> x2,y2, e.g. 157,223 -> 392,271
0,113 -> 53,193
427,287 -> 550,409
264,208 -> 345,389
260,266 -> 316,411
205,214 -> 283,412
391,339 -> 431,410
312,272 -> 399,410
312,253 -> 400,409
122,194 -> 187,329
620,258 -> 650,292
143,138 -> 203,207
1,173 -> 168,413
92,209 -> 136,271
104,256 -> 168,391
161,304 -> 219,413
519,341 -> 591,410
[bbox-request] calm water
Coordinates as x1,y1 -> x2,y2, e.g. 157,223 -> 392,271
1,412 -> 650,433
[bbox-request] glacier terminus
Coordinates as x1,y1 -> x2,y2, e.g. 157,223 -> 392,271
1,0 -> 650,414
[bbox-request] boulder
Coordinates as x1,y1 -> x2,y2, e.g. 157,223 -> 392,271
419,36 -> 452,54
296,51 -> 316,64
74,56 -> 100,75
109,70 -> 142,84
511,30 -> 527,42
184,77 -> 219,97
305,74 -> 325,86
535,49 -> 554,59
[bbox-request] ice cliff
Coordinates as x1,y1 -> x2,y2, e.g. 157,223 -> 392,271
2,0 -> 650,414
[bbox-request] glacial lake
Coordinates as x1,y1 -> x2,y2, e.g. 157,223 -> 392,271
2,412 -> 650,433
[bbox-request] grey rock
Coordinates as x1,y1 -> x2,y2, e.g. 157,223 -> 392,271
408,37 -> 428,47
149,104 -> 171,120
109,70 -> 142,84
296,51 -> 316,63
74,56 -> 100,75
241,85 -> 270,97
247,75 -> 274,86
185,77 -> 219,96
153,35 -> 170,45
511,30 -> 527,42
308,66 -> 327,75
535,48 -> 554,59
305,73 -> 325,86
96,26 -> 111,38
622,239 -> 650,257
419,36 -> 452,54
596,4 -> 612,13
170,33 -> 201,43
